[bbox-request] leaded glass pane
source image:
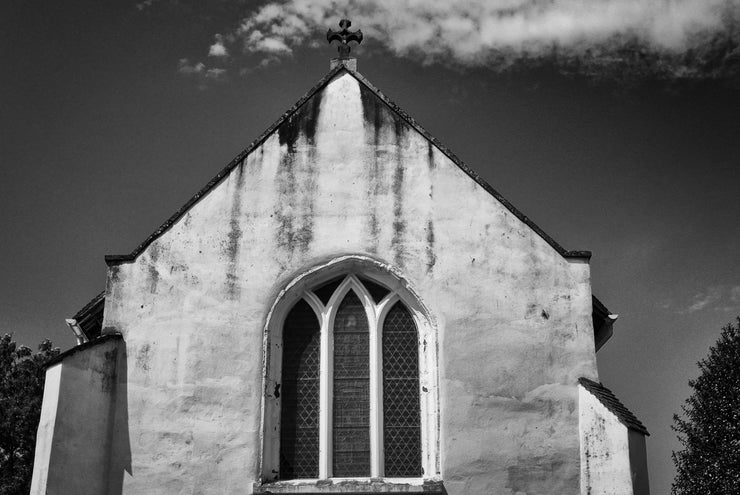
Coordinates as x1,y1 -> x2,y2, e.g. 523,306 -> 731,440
332,290 -> 371,476
280,299 -> 320,479
383,302 -> 422,477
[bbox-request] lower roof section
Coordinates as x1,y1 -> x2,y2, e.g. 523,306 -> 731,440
579,377 -> 649,435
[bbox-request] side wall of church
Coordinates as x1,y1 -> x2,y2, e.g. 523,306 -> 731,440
102,71 -> 598,494
578,386 -> 635,495
30,336 -> 124,495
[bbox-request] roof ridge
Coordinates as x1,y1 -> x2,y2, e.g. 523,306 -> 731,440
579,377 -> 649,435
105,64 -> 590,265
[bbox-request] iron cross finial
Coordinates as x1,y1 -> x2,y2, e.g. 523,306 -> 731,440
326,18 -> 363,58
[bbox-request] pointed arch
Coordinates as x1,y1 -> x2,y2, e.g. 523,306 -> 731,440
260,255 -> 440,484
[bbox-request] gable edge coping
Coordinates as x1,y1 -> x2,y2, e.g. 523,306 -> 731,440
43,333 -> 123,369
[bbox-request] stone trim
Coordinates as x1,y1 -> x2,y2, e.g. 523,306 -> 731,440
253,479 -> 445,493
43,333 -> 123,369
260,256 -> 441,483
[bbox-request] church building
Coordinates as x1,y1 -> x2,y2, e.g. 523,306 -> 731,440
31,22 -> 649,495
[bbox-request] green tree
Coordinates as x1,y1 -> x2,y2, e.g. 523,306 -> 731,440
672,317 -> 740,494
0,334 -> 59,495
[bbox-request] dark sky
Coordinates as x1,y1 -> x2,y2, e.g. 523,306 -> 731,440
2,1 -> 739,493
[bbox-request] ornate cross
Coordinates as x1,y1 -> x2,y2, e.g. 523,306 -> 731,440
326,19 -> 363,58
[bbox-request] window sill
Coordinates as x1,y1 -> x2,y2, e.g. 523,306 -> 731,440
253,478 -> 445,493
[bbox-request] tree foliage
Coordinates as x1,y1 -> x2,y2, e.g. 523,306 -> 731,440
0,334 -> 59,495
672,317 -> 740,494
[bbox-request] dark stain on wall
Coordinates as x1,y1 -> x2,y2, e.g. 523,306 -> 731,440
392,118 -> 406,267
225,161 -> 245,299
360,84 -> 383,253
427,141 -> 435,171
275,94 -> 321,254
101,348 -> 119,393
136,344 -> 151,372
583,445 -> 592,495
109,265 -> 120,283
147,244 -> 160,293
297,132 -> 317,254
426,220 -> 436,272
278,96 -> 320,151
275,147 -> 296,252
426,143 -> 436,272
359,82 -> 381,143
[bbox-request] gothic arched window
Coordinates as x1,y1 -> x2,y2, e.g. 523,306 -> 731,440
264,271 -> 433,483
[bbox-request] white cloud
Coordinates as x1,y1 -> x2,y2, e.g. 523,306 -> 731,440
681,285 -> 740,313
243,29 -> 294,55
178,59 -> 206,74
135,0 -> 157,11
730,285 -> 740,302
205,68 -> 227,79
212,0 -> 739,77
686,287 -> 724,313
178,59 -> 227,88
209,34 -> 229,57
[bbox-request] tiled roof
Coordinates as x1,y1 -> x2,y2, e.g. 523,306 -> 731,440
579,377 -> 649,435
72,290 -> 105,321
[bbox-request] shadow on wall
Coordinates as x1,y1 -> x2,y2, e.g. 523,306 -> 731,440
108,340 -> 131,494
31,334 -> 133,493
629,430 -> 650,495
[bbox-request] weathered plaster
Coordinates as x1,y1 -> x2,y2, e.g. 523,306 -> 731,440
42,70 -> 600,494
30,336 -> 124,495
30,364 -> 61,494
579,385 -> 634,495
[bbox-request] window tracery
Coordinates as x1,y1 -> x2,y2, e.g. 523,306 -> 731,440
261,264 -> 438,486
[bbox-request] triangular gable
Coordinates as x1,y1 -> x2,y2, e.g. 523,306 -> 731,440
105,64 -> 590,265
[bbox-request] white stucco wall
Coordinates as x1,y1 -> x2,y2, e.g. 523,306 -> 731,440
30,336 -> 124,495
91,69 -> 599,494
30,363 -> 61,494
578,385 -> 634,495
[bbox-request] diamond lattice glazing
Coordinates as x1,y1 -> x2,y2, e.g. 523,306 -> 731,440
333,290 -> 371,476
280,299 -> 320,479
382,302 -> 422,477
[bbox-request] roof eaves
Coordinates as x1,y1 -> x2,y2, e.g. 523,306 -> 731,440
592,295 -> 611,318
579,377 -> 649,435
